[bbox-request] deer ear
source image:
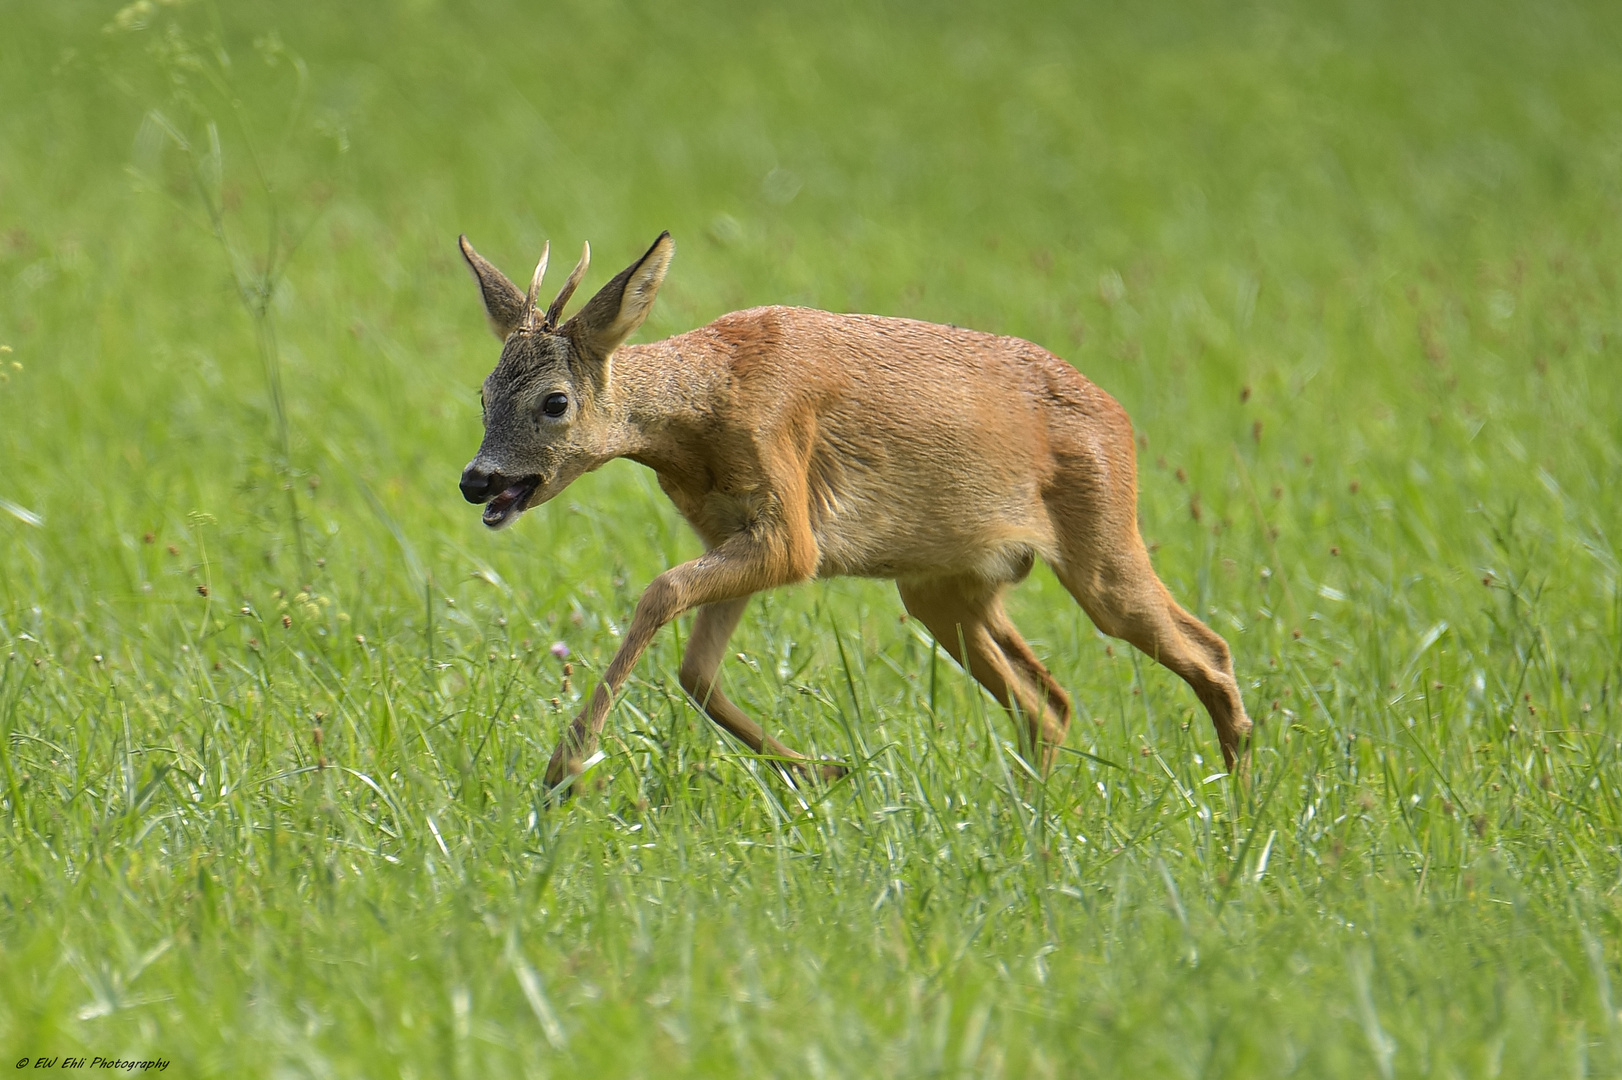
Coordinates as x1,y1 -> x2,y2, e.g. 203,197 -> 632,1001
459,235 -> 527,340
565,232 -> 674,357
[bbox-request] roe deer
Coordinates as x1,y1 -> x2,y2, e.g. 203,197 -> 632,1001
456,232 -> 1251,790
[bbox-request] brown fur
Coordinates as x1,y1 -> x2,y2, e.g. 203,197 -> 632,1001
456,233 -> 1252,791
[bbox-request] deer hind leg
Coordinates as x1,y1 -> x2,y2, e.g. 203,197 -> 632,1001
678,597 -> 830,780
983,604 -> 1073,766
897,575 -> 1072,770
1052,541 -> 1252,774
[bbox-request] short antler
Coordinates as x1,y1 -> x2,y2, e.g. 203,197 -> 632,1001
520,242 -> 551,330
545,242 -> 591,329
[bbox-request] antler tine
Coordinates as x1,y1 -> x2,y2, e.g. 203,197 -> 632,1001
545,241 -> 591,329
522,241 -> 551,327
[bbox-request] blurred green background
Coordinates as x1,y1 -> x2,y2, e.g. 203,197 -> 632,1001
2,0 -> 1621,1076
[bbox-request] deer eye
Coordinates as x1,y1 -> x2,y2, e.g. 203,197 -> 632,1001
541,392 -> 569,418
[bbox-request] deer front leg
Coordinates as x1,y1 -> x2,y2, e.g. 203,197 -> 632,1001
543,532 -> 811,791
678,597 -> 839,783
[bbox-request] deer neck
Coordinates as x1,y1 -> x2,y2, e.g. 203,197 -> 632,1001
601,339 -> 722,488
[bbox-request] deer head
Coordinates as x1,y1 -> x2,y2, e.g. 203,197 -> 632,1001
456,232 -> 674,529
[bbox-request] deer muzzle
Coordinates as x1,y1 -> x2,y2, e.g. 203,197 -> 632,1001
459,464 -> 500,504
461,464 -> 542,529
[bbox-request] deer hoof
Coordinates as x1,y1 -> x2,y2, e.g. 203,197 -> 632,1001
805,756 -> 848,784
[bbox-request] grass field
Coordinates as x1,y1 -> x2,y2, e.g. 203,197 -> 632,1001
3,0 -> 1622,1075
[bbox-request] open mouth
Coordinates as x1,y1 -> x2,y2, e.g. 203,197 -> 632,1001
482,476 -> 542,529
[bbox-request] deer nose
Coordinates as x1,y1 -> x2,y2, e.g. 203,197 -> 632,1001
460,464 -> 499,504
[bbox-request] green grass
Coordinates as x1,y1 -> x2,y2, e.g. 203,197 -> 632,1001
3,0 -> 1622,1075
